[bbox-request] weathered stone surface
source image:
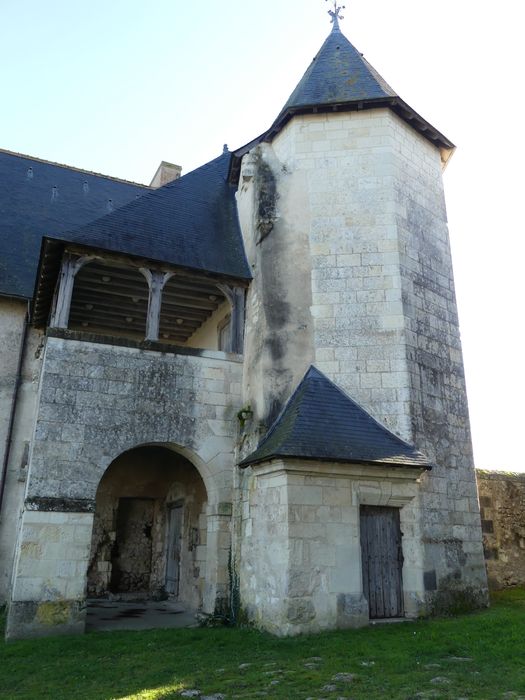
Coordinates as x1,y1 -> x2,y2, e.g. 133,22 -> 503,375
236,109 -> 487,626
476,470 -> 525,589
239,459 -> 424,634
286,598 -> 316,623
430,676 -> 451,685
6,599 -> 85,640
5,336 -> 243,638
26,336 -> 242,502
0,299 -> 43,604
332,672 -> 355,682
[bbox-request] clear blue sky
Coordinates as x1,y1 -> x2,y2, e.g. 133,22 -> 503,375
1,0 -> 523,470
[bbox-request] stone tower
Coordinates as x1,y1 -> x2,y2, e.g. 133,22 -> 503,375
235,13 -> 488,632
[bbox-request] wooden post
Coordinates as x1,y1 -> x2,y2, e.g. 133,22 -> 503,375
50,253 -> 93,329
217,284 -> 245,354
140,269 -> 173,341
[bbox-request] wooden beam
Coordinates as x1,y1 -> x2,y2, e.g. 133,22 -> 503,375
69,317 -> 190,342
65,244 -> 250,288
217,284 -> 245,354
49,253 -> 94,329
71,288 -> 215,322
140,269 -> 174,342
74,278 -> 220,311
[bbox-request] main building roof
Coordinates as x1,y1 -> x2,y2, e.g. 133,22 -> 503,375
52,151 -> 251,281
0,149 -> 251,302
0,150 -> 146,299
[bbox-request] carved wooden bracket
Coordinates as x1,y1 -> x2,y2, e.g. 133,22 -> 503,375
140,268 -> 174,341
217,284 -> 245,354
49,253 -> 95,329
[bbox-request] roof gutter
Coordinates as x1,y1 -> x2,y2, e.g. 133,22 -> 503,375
0,302 -> 30,515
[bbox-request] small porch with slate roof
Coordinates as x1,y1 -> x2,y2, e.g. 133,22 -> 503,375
238,367 -> 431,635
239,366 -> 432,469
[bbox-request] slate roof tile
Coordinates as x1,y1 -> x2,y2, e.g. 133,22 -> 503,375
0,150 -> 146,299
56,151 -> 251,281
239,366 -> 432,469
249,23 -> 454,161
274,23 -> 397,125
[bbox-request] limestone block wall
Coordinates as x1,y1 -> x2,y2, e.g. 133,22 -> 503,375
266,111 -> 412,439
27,335 -> 242,504
237,110 -> 487,611
0,298 -> 43,603
476,470 -> 525,590
236,144 -> 315,442
240,460 -> 425,636
7,335 -> 243,638
238,467 -> 290,632
6,510 -> 92,638
236,112 -> 419,451
388,114 -> 487,606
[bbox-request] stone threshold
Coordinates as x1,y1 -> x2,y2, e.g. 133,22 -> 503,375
369,617 -> 414,625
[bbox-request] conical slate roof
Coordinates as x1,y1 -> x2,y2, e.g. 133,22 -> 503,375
239,366 -> 432,469
53,151 -> 251,281
238,22 -> 455,164
275,22 -> 397,123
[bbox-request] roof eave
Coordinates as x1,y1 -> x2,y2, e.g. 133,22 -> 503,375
229,97 -> 455,185
238,452 -> 433,471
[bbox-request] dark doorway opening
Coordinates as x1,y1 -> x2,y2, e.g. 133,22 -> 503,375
360,505 -> 404,619
110,498 -> 154,594
88,445 -> 207,610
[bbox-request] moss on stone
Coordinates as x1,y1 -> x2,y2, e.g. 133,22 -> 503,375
427,586 -> 489,617
35,601 -> 72,627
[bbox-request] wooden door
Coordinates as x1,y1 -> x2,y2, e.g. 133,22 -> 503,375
166,503 -> 183,596
360,505 -> 404,619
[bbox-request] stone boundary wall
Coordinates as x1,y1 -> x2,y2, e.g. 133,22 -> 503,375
476,470 -> 525,590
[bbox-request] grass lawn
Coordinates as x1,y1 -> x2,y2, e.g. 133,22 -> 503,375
1,589 -> 524,700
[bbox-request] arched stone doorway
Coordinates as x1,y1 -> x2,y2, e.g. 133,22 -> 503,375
87,445 -> 207,610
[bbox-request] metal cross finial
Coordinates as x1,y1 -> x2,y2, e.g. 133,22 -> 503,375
326,0 -> 345,25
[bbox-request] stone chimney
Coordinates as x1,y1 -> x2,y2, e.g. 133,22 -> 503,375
149,161 -> 182,188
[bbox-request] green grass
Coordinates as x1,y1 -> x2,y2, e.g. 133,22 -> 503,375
1,590 -> 524,699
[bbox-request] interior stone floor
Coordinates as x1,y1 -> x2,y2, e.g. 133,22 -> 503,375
86,598 -> 198,632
